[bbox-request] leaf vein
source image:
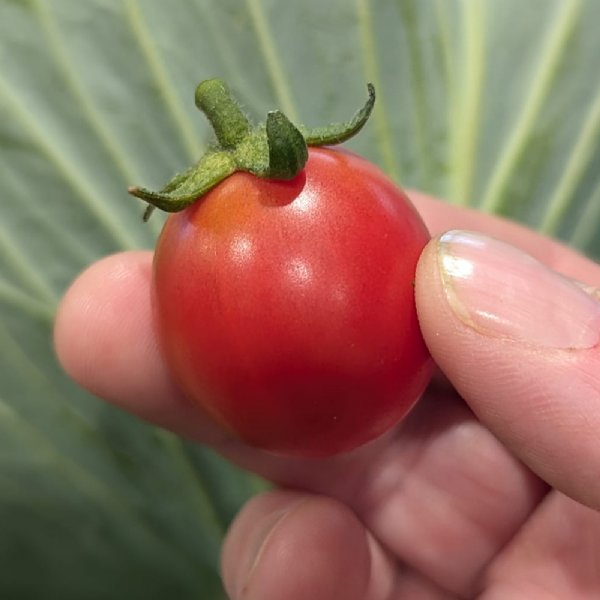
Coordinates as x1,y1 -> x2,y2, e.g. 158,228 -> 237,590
356,0 -> 400,180
245,0 -> 298,121
125,0 -> 203,161
479,0 -> 583,214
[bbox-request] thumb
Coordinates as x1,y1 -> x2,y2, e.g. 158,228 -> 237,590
415,230 -> 600,509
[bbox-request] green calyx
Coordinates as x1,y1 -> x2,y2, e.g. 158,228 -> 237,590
128,78 -> 375,220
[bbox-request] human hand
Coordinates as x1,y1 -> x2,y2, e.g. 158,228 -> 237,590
55,193 -> 600,599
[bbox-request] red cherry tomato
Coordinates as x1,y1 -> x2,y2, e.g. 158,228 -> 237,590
153,147 -> 433,456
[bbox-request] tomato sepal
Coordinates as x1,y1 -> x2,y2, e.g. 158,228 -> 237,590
128,79 -> 375,220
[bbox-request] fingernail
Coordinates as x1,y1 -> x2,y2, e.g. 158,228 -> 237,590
235,504 -> 297,598
437,230 -> 600,349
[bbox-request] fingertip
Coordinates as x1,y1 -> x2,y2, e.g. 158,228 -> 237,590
415,231 -> 600,508
54,251 -> 156,398
221,490 -> 307,599
415,236 -> 467,367
222,491 -> 374,600
53,251 -> 204,432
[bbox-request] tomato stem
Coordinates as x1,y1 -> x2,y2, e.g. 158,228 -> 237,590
128,79 -> 376,219
195,79 -> 251,149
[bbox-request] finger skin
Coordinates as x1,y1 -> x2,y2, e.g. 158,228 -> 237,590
415,233 -> 600,509
221,490 -> 457,600
221,491 -> 372,600
481,490 -> 600,599
353,393 -> 546,596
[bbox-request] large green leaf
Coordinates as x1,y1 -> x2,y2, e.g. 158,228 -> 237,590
1,0 -> 600,598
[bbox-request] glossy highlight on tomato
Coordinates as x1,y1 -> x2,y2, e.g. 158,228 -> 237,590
153,147 -> 433,456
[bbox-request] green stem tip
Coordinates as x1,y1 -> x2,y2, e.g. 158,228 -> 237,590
128,79 -> 376,220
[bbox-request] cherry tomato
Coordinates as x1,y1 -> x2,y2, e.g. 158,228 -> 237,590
153,147 -> 432,456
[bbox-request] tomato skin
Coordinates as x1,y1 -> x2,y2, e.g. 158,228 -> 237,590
153,147 -> 433,456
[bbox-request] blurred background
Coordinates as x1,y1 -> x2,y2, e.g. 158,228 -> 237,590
1,0 -> 600,598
